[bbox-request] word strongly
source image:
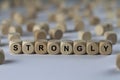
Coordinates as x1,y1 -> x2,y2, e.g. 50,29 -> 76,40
9,40 -> 112,55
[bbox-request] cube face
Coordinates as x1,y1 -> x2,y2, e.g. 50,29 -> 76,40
9,26 -> 16,33
61,40 -> 73,55
47,40 -> 60,55
73,40 -> 86,55
95,25 -> 104,36
86,41 -> 99,55
56,22 -> 67,33
49,29 -> 63,39
35,40 -> 47,54
99,41 -> 112,55
40,23 -> 49,33
33,24 -> 41,33
34,30 -> 47,41
27,21 -> 36,32
9,40 -> 22,54
74,21 -> 84,31
104,32 -> 117,45
22,41 -> 34,54
90,16 -> 100,25
78,31 -> 91,40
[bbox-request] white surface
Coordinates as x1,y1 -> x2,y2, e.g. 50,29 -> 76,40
0,6 -> 120,80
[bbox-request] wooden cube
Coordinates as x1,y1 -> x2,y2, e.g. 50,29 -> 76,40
95,23 -> 113,36
34,29 -> 47,41
26,21 -> 36,32
78,31 -> 92,40
35,40 -> 47,54
116,54 -> 120,70
22,40 -> 34,54
60,40 -> 73,55
9,40 -> 22,54
56,22 -> 67,33
8,32 -> 20,41
9,25 -> 23,36
89,16 -> 100,25
0,49 -> 5,64
104,31 -> 117,45
47,40 -> 60,55
33,23 -> 49,33
73,40 -> 86,55
49,28 -> 63,39
39,23 -> 49,33
99,40 -> 112,55
74,20 -> 84,31
86,41 -> 99,55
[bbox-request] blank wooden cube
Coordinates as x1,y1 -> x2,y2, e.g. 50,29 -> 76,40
39,23 -> 49,33
35,40 -> 47,54
56,22 -> 67,33
49,28 -> 63,39
86,41 -> 99,55
99,40 -> 112,55
116,54 -> 120,70
89,16 -> 100,25
74,20 -> 84,31
9,40 -> 22,54
8,32 -> 20,41
73,40 -> 86,55
26,21 -> 36,32
78,31 -> 92,40
95,24 -> 113,36
34,30 -> 47,41
22,40 -> 34,54
104,31 -> 117,45
47,40 -> 60,55
9,25 -> 23,36
60,40 -> 73,55
0,49 -> 5,64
